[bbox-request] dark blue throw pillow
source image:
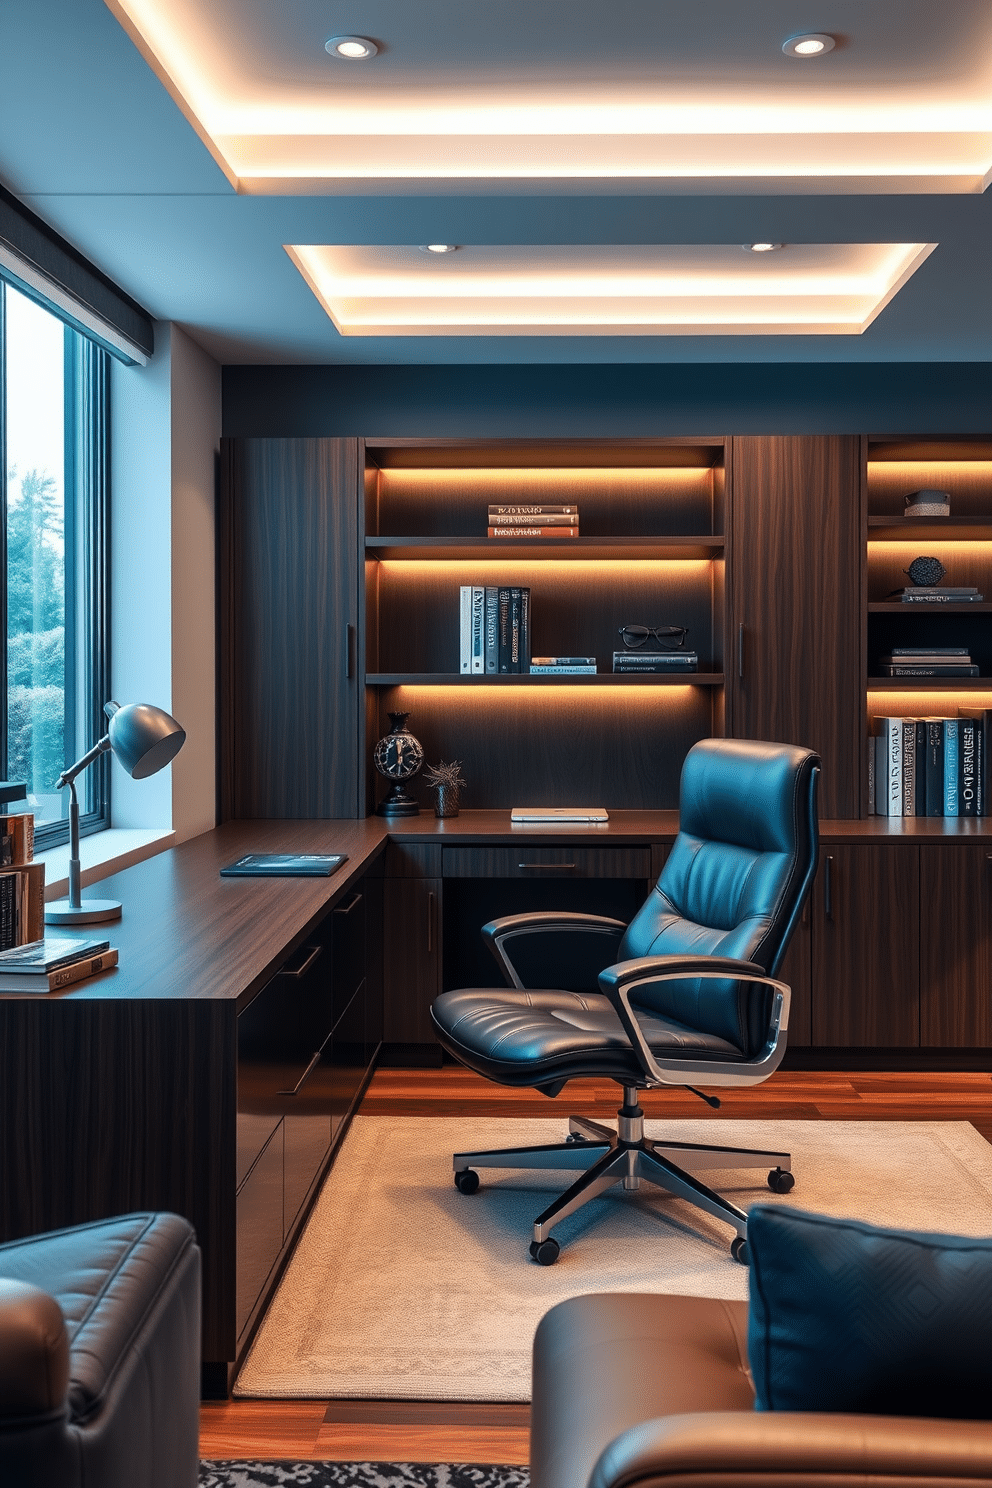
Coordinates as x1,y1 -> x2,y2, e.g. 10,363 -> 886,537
747,1205 -> 992,1418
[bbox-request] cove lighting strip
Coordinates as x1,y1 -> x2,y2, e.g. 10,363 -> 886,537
102,0 -> 992,194
285,243 -> 937,338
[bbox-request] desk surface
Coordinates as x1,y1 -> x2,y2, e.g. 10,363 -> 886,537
26,807 -> 992,1004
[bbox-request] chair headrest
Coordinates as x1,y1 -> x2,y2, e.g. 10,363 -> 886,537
679,738 -> 820,855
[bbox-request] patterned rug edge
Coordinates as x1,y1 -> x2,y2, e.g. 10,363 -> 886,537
198,1463 -> 530,1488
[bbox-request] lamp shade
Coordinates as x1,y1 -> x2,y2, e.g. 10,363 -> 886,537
107,703 -> 186,779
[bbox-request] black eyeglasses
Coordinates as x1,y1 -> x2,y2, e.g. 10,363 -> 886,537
618,624 -> 689,651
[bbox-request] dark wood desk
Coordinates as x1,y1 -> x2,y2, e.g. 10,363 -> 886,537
3,809 -> 990,1393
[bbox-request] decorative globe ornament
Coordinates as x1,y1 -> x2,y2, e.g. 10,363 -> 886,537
373,712 -> 424,817
905,556 -> 947,587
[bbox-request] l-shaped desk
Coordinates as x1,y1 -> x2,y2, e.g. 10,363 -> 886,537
2,809 -> 990,1392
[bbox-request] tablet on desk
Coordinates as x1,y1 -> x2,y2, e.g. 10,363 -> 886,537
220,853 -> 348,877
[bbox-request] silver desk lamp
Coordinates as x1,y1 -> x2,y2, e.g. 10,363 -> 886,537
45,701 -> 186,926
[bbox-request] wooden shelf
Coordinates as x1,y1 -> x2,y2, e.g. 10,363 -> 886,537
365,536 -> 723,561
868,517 -> 992,541
868,602 -> 992,613
367,672 -> 724,686
868,677 -> 992,690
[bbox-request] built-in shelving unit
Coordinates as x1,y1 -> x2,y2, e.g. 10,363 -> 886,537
361,438 -> 728,811
864,436 -> 992,810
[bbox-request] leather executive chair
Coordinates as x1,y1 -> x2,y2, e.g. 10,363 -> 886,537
430,737 -> 820,1265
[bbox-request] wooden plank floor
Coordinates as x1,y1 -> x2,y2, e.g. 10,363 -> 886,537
200,1065 -> 992,1464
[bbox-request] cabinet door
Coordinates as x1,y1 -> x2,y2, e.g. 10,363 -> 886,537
382,876 -> 442,1057
811,846 -> 920,1046
920,846 -> 992,1047
220,438 -> 362,818
728,436 -> 863,819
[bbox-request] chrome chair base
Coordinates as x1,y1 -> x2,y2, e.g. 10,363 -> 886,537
452,1087 -> 793,1263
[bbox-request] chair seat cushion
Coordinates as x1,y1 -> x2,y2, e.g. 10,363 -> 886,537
431,986 -> 743,1087
748,1205 -> 992,1418
0,1212 -> 196,1423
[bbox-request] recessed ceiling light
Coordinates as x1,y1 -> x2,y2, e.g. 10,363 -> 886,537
782,33 -> 835,57
325,36 -> 378,59
744,243 -> 783,252
420,244 -> 460,254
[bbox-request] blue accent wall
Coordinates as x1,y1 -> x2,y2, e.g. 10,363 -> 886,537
223,363 -> 992,439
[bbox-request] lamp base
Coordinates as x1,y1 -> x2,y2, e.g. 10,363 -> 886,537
45,897 -> 123,925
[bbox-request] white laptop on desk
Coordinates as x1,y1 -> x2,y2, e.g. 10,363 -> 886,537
510,807 -> 610,823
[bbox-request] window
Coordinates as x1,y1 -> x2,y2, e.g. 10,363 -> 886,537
1,278 -> 110,848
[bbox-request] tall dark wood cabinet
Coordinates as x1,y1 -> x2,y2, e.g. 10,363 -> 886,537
728,436 -> 864,818
220,438 -> 363,818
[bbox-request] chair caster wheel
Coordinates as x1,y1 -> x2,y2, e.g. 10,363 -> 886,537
454,1169 -> 480,1194
565,1132 -> 586,1144
529,1238 -> 561,1265
767,1167 -> 795,1194
731,1236 -> 749,1265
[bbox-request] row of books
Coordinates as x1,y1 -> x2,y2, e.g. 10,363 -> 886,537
0,811 -> 44,951
877,647 -> 979,678
487,504 -> 579,539
868,713 -> 991,817
459,585 -> 531,673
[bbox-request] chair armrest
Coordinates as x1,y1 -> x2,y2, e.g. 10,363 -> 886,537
483,912 -> 627,990
597,955 -> 791,1089
0,1279 -> 68,1420
589,1409 -> 992,1488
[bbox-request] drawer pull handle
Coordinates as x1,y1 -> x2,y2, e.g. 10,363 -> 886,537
519,862 -> 576,870
345,622 -> 355,680
281,1046 -> 322,1096
278,944 -> 322,979
335,891 -> 363,916
824,856 -> 834,920
428,891 -> 436,953
738,622 -> 745,681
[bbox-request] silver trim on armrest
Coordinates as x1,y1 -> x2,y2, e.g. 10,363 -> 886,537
597,955 -> 792,1090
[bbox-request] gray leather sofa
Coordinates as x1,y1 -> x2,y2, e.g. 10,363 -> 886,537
0,1212 -> 200,1488
531,1292 -> 992,1488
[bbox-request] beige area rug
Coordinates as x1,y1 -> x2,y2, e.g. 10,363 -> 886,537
235,1115 -> 992,1403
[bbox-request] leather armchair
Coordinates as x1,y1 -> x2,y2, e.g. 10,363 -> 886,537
430,738 -> 820,1264
0,1212 -> 201,1488
531,1291 -> 992,1488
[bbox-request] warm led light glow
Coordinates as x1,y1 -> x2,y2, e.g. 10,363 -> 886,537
782,34 -> 835,57
422,244 -> 459,254
99,1 -> 992,193
326,36 -> 377,59
285,242 -> 938,337
745,243 -> 781,252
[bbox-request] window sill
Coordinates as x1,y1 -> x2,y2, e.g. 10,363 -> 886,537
38,828 -> 176,902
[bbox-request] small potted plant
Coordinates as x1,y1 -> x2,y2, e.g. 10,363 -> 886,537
424,759 -> 467,818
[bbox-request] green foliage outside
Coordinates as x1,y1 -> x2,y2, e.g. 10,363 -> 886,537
6,467 -> 65,793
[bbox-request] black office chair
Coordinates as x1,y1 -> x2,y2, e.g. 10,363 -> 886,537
430,737 -> 820,1265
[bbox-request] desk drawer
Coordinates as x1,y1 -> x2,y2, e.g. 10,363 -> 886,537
442,846 -> 651,879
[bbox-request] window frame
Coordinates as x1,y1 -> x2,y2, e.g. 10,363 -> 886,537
1,274 -> 111,850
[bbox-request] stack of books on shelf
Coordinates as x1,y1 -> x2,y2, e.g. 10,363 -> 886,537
869,712 -> 992,816
529,657 -> 597,675
878,647 -> 979,677
612,650 -> 699,674
459,585 -> 530,673
0,810 -> 44,950
0,936 -> 118,993
487,505 -> 579,539
891,586 -> 984,604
